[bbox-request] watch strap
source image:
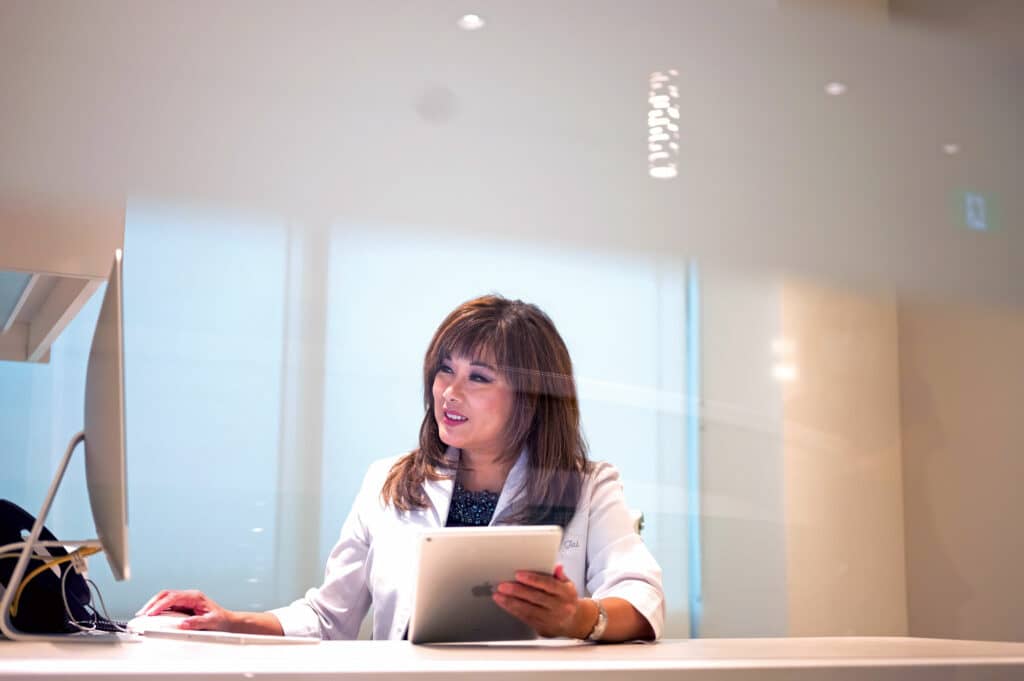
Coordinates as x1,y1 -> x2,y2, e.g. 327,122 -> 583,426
585,599 -> 608,641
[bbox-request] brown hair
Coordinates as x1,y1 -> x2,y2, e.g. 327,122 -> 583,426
381,295 -> 589,526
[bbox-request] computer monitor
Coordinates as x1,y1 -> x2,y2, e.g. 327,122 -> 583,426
0,249 -> 129,640
84,249 -> 129,582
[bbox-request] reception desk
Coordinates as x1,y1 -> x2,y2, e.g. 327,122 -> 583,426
3,637 -> 1024,680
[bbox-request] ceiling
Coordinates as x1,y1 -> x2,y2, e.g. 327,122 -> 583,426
0,0 -> 1019,306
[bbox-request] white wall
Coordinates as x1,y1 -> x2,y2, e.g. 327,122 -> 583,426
0,199 -> 124,278
0,2 -> 1019,308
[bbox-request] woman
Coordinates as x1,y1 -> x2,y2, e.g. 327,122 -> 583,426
138,295 -> 664,641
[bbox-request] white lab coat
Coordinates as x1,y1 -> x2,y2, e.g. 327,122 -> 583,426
271,448 -> 665,640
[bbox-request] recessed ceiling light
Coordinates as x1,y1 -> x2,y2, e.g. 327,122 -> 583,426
648,70 -> 680,180
824,82 -> 847,96
942,143 -> 960,155
649,166 -> 678,179
457,14 -> 485,31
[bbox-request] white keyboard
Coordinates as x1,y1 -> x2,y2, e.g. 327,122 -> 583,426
142,628 -> 319,645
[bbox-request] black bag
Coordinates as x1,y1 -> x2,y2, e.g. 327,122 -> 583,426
0,499 -> 96,633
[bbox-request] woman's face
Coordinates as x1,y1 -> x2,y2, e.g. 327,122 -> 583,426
432,351 -> 515,461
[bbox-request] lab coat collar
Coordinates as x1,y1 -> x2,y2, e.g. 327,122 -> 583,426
422,446 -> 459,526
421,446 -> 530,527
491,449 -> 529,524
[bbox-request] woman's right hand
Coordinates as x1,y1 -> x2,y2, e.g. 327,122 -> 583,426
136,589 -> 237,632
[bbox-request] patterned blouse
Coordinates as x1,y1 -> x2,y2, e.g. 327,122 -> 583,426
445,481 -> 500,527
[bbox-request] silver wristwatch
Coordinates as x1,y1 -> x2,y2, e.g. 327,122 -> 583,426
585,599 -> 608,641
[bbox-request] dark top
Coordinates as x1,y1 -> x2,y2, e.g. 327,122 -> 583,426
445,481 -> 500,527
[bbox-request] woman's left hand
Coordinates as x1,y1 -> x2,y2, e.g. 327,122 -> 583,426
492,564 -> 583,638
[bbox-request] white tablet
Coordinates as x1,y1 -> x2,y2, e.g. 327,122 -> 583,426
408,525 -> 563,644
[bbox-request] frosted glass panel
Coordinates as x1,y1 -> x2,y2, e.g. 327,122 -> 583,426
319,227 -> 690,634
2,212 -> 696,635
0,202 -> 289,618
0,271 -> 31,322
109,202 -> 289,614
0,284 -> 101,522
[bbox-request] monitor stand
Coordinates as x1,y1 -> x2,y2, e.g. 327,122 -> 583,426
0,431 -> 130,643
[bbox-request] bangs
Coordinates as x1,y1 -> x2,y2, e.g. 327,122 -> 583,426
436,317 -> 508,370
426,295 -> 576,400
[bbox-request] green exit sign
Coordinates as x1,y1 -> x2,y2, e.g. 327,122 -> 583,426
955,191 -> 999,232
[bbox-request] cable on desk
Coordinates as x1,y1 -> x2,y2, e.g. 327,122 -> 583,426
8,546 -> 101,617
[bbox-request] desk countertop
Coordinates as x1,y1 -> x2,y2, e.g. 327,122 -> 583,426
3,636 -> 1024,680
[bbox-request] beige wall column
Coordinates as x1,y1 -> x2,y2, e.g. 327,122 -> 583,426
781,280 -> 907,635
900,302 -> 1024,642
